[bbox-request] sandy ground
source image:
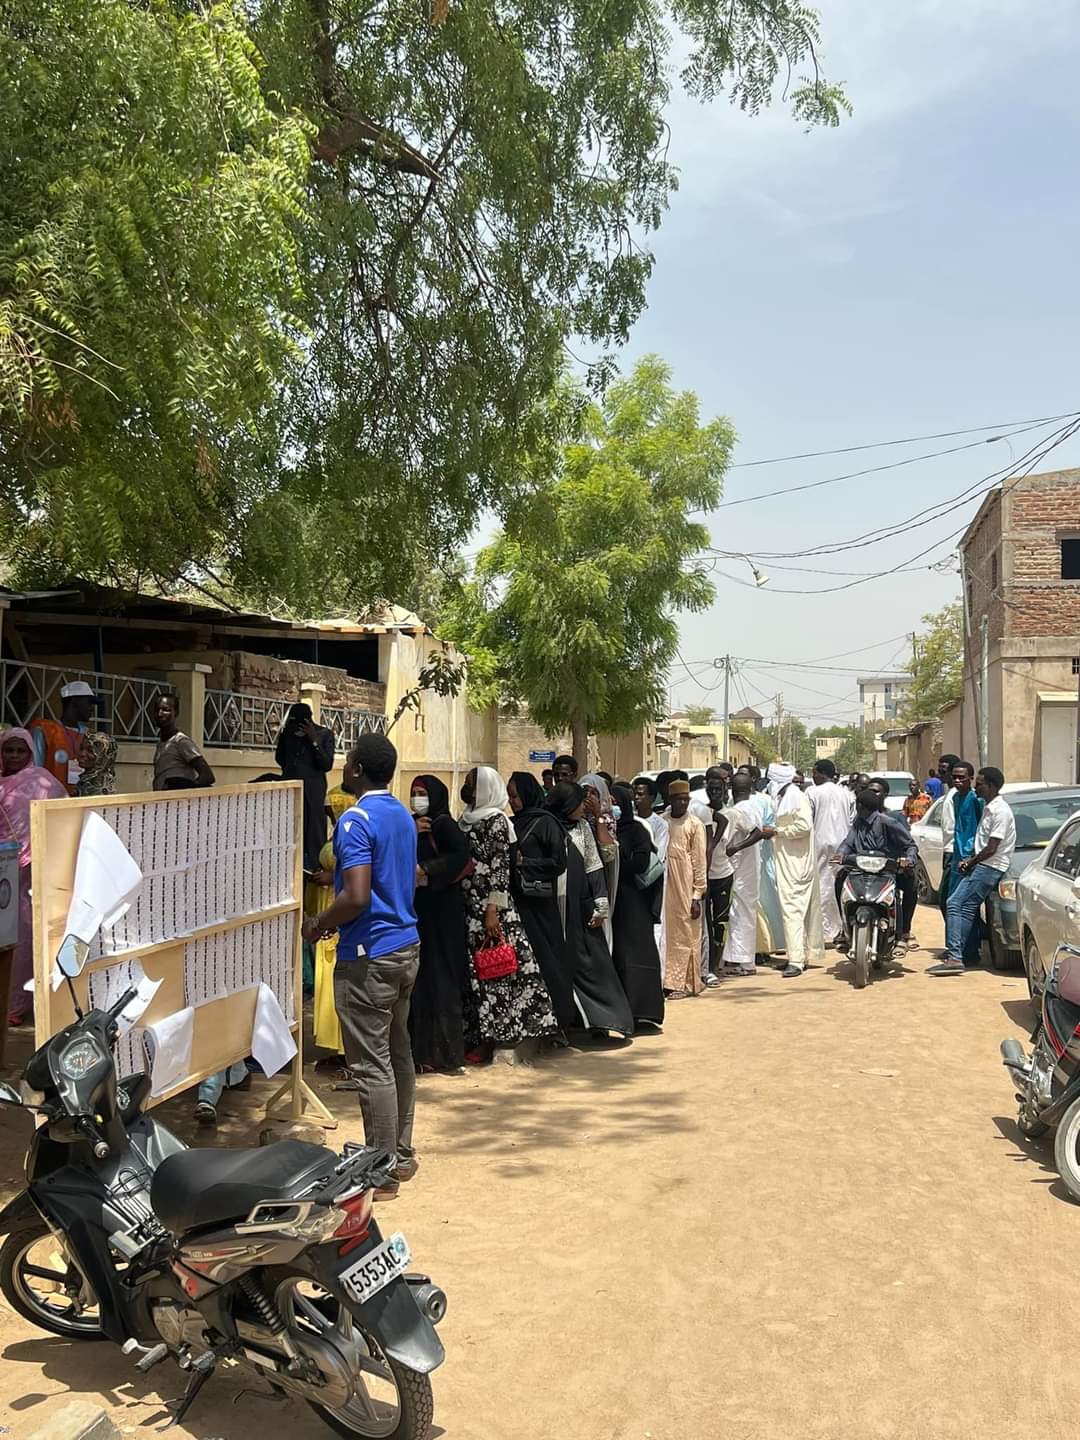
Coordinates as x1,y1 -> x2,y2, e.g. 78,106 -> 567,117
1,903 -> 1079,1440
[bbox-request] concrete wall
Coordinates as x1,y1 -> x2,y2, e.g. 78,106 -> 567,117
596,727 -> 657,781
498,708 -> 572,780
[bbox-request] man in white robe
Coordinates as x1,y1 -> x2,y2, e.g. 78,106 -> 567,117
721,772 -> 765,975
769,765 -> 826,977
809,760 -> 852,944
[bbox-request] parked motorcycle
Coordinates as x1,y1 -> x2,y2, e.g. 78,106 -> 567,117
1001,942 -> 1080,1203
838,856 -> 900,988
0,980 -> 445,1438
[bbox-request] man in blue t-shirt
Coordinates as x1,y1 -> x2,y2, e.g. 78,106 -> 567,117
303,732 -> 420,1199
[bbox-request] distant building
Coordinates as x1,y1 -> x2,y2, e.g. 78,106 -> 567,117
857,675 -> 909,725
958,465 -> 1080,783
814,735 -> 843,760
731,705 -> 764,732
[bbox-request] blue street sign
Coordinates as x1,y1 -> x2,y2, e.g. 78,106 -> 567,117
529,750 -> 557,763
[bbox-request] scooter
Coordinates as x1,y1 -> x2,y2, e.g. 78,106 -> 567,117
838,856 -> 900,989
1001,942 -> 1080,1203
0,977 -> 446,1438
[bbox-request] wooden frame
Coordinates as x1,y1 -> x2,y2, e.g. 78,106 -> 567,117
30,782 -> 334,1128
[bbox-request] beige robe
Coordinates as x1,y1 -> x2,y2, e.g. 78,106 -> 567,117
662,813 -> 708,993
773,787 -> 826,971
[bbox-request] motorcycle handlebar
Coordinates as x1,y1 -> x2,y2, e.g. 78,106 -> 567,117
105,986 -> 139,1023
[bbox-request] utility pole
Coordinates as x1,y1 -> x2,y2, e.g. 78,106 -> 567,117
775,692 -> 784,759
718,655 -> 731,763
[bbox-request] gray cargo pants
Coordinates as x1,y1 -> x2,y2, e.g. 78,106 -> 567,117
334,943 -> 420,1164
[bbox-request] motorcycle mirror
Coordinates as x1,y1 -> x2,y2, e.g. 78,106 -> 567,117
0,1084 -> 22,1107
56,934 -> 89,979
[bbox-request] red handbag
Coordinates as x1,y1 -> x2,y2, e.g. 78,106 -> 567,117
473,938 -> 519,982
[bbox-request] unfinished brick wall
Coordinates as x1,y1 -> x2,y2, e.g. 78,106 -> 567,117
1003,468 -> 1080,637
223,651 -> 387,713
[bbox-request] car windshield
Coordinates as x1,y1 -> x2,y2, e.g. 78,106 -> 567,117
1013,796 -> 1080,849
871,775 -> 912,797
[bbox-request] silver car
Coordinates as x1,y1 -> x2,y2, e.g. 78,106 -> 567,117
1017,805 -> 1080,1005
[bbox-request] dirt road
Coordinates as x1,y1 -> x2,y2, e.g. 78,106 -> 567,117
1,904 -> 1078,1440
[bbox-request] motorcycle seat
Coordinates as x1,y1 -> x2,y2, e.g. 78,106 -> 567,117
150,1140 -> 338,1234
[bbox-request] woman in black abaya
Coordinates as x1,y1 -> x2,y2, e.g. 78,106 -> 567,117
547,781 -> 633,1039
610,783 -> 665,1029
508,772 -> 575,1030
409,774 -> 470,1073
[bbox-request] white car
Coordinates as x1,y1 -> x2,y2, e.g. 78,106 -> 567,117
911,781 -> 1059,902
1016,801 -> 1080,1002
868,772 -> 915,813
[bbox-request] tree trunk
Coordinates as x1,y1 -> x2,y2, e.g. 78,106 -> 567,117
572,715 -> 588,773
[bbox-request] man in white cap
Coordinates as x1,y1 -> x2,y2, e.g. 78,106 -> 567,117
30,680 -> 96,793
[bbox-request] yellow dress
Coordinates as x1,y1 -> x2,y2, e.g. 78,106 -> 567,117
307,784 -> 353,1057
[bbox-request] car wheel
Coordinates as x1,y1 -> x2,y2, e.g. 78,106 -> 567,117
1024,936 -> 1045,1009
915,860 -> 935,906
988,912 -> 1020,972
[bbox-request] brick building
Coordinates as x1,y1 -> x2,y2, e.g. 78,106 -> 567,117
959,466 -> 1080,782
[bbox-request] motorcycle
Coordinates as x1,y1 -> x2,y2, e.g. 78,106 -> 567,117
1001,942 -> 1080,1203
838,856 -> 901,989
0,978 -> 446,1438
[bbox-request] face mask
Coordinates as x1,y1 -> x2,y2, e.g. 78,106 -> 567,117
411,795 -> 429,816
460,784 -> 475,806
611,805 -> 622,822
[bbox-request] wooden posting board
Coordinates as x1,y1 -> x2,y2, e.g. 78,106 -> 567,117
30,782 -> 334,1127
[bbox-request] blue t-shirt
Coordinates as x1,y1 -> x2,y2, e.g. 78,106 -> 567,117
333,791 -> 419,960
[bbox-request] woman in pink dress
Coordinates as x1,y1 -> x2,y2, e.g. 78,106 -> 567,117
0,729 -> 66,1024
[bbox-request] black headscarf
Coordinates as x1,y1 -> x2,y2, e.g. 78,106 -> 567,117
510,771 -> 546,812
547,780 -> 585,828
412,774 -> 451,819
610,783 -> 636,835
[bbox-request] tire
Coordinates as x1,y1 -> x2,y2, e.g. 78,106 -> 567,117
853,924 -> 870,989
0,1223 -> 105,1340
915,861 -> 935,906
1054,1096 -> 1080,1204
269,1269 -> 434,1440
988,911 -> 1020,972
1024,936 -> 1045,1010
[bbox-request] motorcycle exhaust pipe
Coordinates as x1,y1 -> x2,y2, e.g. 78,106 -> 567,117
407,1279 -> 448,1325
1000,1037 -> 1031,1081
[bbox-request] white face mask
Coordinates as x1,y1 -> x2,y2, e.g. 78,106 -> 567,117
411,795 -> 430,816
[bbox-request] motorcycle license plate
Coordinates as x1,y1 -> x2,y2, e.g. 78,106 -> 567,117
338,1232 -> 411,1305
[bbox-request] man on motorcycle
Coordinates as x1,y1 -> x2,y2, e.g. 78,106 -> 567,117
834,780 -> 917,949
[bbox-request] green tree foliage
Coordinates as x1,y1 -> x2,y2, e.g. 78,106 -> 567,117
440,358 -> 734,761
1,1 -> 312,590
684,704 -> 716,726
901,602 -> 964,722
1,0 -> 843,611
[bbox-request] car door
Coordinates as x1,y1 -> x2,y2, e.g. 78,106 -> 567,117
1026,818 -> 1080,968
913,797 -> 945,890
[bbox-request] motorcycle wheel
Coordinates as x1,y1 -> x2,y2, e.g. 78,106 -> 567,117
852,925 -> 870,989
1055,1096 -> 1080,1203
271,1270 -> 433,1440
0,1222 -> 105,1340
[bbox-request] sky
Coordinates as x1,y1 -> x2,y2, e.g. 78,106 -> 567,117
621,0 -> 1080,730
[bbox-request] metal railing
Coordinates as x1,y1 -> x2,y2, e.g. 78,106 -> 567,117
0,660 -> 167,742
321,704 -> 389,751
203,690 -> 291,750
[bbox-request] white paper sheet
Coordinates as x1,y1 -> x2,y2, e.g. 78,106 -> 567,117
87,957 -> 161,1032
64,812 -> 143,944
251,983 -> 296,1078
145,1006 -> 194,1097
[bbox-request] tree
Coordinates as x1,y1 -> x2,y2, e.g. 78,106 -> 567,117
1,0 -> 845,612
902,602 -> 964,722
685,704 -> 716,726
440,357 -> 734,764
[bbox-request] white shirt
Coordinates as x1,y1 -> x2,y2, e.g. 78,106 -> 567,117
974,795 -> 1015,872
941,787 -> 956,848
808,781 -> 852,848
708,806 -> 735,881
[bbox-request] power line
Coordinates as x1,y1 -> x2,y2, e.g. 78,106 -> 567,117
711,415 -> 1080,563
730,409 -> 1079,468
710,527 -> 964,595
719,417 -> 1065,509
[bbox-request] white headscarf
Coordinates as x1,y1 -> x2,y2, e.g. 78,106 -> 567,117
579,773 -> 613,816
459,765 -> 509,829
767,762 -> 803,818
